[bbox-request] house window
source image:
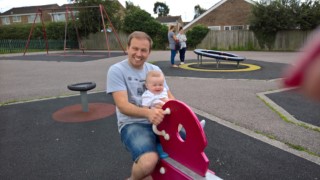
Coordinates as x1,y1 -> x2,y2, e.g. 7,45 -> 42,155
224,25 -> 244,30
208,26 -> 221,31
231,25 -> 244,30
224,26 -> 231,30
52,13 -> 66,22
12,16 -> 21,22
28,15 -> 41,23
71,11 -> 78,18
1,17 -> 10,25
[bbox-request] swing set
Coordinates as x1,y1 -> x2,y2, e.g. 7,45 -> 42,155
23,4 -> 126,57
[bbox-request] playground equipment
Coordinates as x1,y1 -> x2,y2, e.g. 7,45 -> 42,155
151,100 -> 222,179
63,5 -> 85,54
52,82 -> 115,123
194,49 -> 245,68
67,82 -> 96,112
24,4 -> 126,56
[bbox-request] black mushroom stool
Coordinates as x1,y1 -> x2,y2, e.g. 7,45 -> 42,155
67,82 -> 96,112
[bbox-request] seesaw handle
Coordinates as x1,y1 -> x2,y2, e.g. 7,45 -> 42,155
152,108 -> 170,140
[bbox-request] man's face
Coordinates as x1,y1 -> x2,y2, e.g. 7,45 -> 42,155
127,38 -> 150,69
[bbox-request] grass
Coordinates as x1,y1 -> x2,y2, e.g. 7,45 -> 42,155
0,93 -> 76,107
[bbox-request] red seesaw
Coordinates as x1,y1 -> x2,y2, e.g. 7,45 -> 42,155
151,100 -> 222,179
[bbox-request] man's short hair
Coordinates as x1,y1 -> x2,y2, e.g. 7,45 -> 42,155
127,31 -> 153,50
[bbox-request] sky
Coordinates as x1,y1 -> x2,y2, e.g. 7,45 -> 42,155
0,0 -> 219,22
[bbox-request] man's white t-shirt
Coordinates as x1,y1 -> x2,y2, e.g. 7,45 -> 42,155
106,59 -> 169,132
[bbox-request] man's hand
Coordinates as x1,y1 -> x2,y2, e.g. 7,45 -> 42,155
147,108 -> 165,125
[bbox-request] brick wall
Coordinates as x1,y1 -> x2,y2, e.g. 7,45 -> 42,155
186,0 -> 253,30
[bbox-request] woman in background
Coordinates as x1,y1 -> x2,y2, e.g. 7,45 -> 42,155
168,25 -> 179,67
177,27 -> 187,65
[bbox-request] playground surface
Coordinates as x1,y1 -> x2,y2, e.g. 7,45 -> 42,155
0,51 -> 126,62
0,50 -> 319,179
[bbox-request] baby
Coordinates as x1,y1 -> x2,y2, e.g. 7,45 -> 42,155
142,70 -> 169,108
142,70 -> 206,129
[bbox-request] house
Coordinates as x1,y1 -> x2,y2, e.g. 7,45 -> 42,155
48,4 -> 79,23
184,0 -> 255,31
0,4 -> 62,25
0,1 -> 125,26
156,15 -> 184,31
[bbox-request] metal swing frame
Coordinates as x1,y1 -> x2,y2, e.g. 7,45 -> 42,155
24,4 -> 126,57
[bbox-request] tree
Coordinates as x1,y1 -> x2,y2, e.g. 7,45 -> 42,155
250,0 -> 320,50
73,0 -> 122,37
298,0 -> 320,30
123,4 -> 168,49
193,5 -> 207,19
125,1 -> 137,10
153,2 -> 169,17
186,24 -> 209,49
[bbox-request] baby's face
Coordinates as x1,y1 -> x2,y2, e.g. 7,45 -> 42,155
146,76 -> 164,94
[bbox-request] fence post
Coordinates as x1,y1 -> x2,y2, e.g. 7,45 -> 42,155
9,39 -> 12,53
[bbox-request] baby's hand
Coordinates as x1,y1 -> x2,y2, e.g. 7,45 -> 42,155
153,102 -> 164,109
160,98 -> 169,103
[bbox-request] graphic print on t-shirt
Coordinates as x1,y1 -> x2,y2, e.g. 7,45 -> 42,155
126,75 -> 147,106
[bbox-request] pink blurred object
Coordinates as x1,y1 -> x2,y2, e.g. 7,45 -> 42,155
283,28 -> 320,87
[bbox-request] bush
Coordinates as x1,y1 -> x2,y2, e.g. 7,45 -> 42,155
123,6 -> 168,49
186,24 -> 209,49
0,22 -> 79,40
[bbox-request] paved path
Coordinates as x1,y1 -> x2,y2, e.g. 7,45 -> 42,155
0,50 -> 319,165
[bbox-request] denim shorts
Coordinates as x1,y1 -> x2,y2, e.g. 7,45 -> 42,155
120,123 -> 159,162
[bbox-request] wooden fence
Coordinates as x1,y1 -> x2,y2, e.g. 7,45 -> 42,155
0,30 -> 312,53
82,30 -> 312,51
197,30 -> 312,51
81,31 -> 128,51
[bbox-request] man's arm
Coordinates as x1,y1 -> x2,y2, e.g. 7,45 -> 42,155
112,91 -> 165,125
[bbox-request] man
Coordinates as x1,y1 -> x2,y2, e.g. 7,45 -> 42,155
106,31 -> 175,179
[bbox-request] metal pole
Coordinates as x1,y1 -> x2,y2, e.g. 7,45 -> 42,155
100,4 -> 110,57
101,4 -> 126,55
64,7 -> 69,55
23,9 -> 40,56
80,91 -> 89,112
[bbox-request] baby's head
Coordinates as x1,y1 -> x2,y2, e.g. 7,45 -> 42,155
145,70 -> 165,94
